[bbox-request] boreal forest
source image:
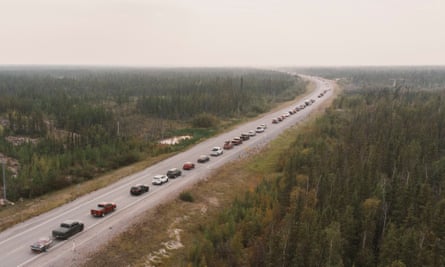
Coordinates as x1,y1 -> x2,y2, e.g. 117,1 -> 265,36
2,66 -> 445,267
0,67 -> 305,200
178,67 -> 445,267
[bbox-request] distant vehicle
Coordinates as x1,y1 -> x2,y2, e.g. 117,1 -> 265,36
240,133 -> 250,141
130,184 -> 150,195
304,99 -> 311,106
30,237 -> 53,253
248,130 -> 256,137
210,146 -> 223,156
223,140 -> 234,150
152,175 -> 169,185
90,202 -> 117,217
259,124 -> 267,129
232,137 -> 243,145
197,155 -> 210,163
272,118 -> 279,124
52,220 -> 84,240
167,168 -> 182,178
183,162 -> 195,170
296,104 -> 305,111
255,127 -> 265,133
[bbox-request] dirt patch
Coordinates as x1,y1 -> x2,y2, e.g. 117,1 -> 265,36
142,216 -> 187,267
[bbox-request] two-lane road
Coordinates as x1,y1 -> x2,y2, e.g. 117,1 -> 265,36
0,75 -> 335,267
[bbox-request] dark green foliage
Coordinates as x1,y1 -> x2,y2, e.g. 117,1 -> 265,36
179,191 -> 194,202
191,113 -> 219,128
0,67 -> 304,200
290,66 -> 445,90
183,69 -> 445,266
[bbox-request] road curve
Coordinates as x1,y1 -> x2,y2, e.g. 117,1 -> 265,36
0,75 -> 335,267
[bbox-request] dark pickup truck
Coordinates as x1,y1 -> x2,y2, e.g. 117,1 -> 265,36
90,202 -> 117,217
52,220 -> 84,240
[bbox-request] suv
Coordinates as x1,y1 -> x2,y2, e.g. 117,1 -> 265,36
52,220 -> 84,240
232,137 -> 243,145
223,140 -> 234,150
130,184 -> 149,195
210,146 -> 223,156
167,168 -> 182,178
183,162 -> 195,170
152,175 -> 169,185
240,133 -> 250,141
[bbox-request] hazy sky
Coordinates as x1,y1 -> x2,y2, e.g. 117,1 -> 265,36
1,0 -> 444,66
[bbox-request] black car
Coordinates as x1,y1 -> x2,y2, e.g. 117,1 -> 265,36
130,184 -> 150,195
240,133 -> 250,141
52,220 -> 84,240
166,168 -> 182,178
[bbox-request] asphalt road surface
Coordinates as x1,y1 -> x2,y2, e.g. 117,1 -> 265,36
0,75 -> 334,267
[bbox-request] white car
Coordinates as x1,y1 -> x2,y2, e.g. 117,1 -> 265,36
152,175 -> 169,185
210,146 -> 223,156
256,126 -> 265,133
248,130 -> 256,137
259,123 -> 267,129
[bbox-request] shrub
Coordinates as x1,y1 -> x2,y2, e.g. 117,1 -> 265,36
179,191 -> 194,202
191,113 -> 218,128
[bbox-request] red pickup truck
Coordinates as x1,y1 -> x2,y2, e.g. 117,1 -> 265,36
90,202 -> 116,217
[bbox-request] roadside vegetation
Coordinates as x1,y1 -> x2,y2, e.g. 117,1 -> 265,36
165,68 -> 445,267
81,80 -> 337,267
82,67 -> 445,267
0,67 -> 305,202
4,66 -> 445,266
0,67 -> 306,232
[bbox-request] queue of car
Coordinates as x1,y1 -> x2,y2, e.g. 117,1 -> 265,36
271,98 -> 318,124
28,95 -> 317,253
29,110 -> 298,254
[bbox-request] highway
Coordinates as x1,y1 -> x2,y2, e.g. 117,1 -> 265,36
0,75 -> 334,267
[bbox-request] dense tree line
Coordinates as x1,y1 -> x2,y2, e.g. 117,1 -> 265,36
290,66 -> 445,90
0,67 -> 304,200
183,77 -> 445,266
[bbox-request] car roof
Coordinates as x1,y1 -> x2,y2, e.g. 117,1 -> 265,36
62,219 -> 78,224
98,201 -> 114,205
